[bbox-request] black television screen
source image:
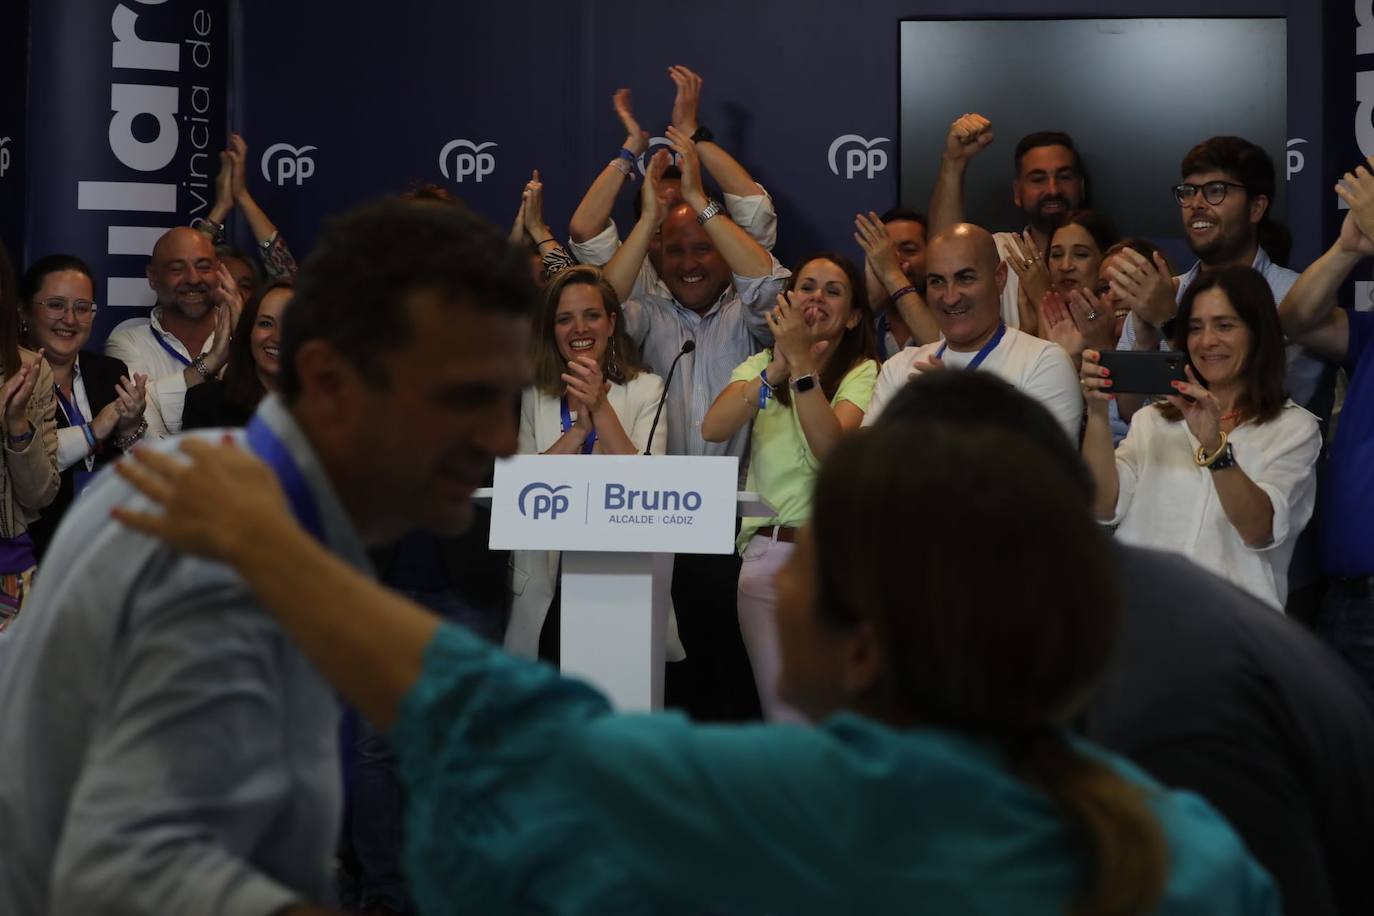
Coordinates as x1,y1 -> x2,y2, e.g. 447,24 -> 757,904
899,18 -> 1287,241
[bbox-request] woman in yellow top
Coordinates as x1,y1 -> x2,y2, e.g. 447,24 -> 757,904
702,252 -> 878,720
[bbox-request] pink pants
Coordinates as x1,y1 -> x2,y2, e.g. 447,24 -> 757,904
737,533 -> 806,723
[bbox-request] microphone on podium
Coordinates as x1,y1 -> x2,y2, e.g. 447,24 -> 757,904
644,339 -> 695,456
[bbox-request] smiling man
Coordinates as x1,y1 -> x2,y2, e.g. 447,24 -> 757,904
0,198 -> 536,915
863,223 -> 1081,441
105,227 -> 241,437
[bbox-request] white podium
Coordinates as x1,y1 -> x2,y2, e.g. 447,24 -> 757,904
481,454 -> 771,711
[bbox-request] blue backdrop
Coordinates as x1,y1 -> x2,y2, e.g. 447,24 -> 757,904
14,1 -> 1369,346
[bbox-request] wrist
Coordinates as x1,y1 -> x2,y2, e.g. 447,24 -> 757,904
207,203 -> 231,224
684,191 -> 709,212
623,135 -> 646,156
883,273 -> 913,295
939,155 -> 969,175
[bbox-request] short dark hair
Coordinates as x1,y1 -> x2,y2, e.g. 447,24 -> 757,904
877,371 -> 1093,503
1162,265 -> 1287,426
278,197 -> 537,402
1180,137 -> 1289,266
879,208 -> 927,230
1014,131 -> 1082,177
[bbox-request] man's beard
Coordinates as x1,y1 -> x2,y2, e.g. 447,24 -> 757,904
1190,222 -> 1253,267
1027,196 -> 1072,234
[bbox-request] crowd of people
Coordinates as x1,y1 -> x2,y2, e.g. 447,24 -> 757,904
0,63 -> 1373,915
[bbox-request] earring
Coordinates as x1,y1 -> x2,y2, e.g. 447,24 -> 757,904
605,337 -> 621,379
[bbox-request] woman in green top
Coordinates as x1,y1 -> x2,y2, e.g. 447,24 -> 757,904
112,412 -> 1276,916
702,252 -> 878,720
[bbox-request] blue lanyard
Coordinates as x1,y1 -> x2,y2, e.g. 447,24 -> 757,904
246,415 -> 324,541
559,396 -> 597,455
936,322 -> 1006,370
875,311 -> 891,361
150,326 -> 193,368
53,384 -> 86,427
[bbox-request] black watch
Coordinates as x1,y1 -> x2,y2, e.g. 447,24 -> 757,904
690,126 -> 714,144
1206,441 -> 1237,472
791,373 -> 817,394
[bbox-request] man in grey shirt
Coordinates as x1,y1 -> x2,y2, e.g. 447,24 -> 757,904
0,199 -> 536,914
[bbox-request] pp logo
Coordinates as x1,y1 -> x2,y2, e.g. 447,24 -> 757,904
828,134 -> 890,180
440,139 -> 497,183
1286,138 -> 1307,181
0,137 -> 11,178
261,143 -> 317,187
518,482 -> 571,520
636,136 -> 682,176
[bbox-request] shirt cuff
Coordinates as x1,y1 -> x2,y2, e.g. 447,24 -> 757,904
567,221 -> 620,267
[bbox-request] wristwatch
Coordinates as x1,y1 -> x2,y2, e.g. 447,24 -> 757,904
791,373 -> 817,394
191,353 -> 216,380
696,199 -> 724,225
690,126 -> 714,143
1205,440 -> 1237,472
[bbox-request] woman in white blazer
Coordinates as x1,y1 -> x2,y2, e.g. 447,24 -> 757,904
507,266 -> 682,660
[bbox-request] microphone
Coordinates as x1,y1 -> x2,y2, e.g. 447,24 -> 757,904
644,339 -> 694,456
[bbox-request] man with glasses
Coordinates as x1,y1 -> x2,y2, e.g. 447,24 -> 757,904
1112,136 -> 1333,418
104,227 -> 242,438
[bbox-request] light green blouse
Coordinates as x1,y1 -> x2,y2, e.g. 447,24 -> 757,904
731,352 -> 878,551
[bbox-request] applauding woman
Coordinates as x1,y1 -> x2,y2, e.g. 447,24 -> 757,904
507,266 -> 674,659
182,280 -> 292,430
18,256 -> 148,560
0,244 -> 60,630
1080,266 -> 1319,609
702,253 -> 877,720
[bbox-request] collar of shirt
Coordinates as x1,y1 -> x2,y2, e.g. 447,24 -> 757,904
1180,246 -> 1274,290
252,394 -> 375,576
148,305 -> 218,358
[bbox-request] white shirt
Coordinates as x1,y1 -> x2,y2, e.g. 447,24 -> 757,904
863,326 -> 1083,442
992,231 -> 1030,331
569,189 -> 779,302
1111,402 -> 1320,609
54,362 -> 97,473
104,307 -> 219,438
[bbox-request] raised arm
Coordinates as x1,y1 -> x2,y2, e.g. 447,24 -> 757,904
568,89 -> 650,246
1275,160 -> 1374,362
228,135 -> 298,278
668,65 -> 763,200
1079,349 -> 1120,520
928,113 -> 993,234
702,350 -> 788,443
768,294 -> 867,461
854,211 -> 940,345
521,169 -> 577,280
3,353 -> 60,510
668,126 -> 772,279
602,151 -> 669,303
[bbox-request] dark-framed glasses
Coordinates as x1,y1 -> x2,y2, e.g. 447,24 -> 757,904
1172,181 -> 1248,206
37,297 -> 98,320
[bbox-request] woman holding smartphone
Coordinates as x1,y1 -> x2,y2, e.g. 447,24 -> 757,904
1080,265 -> 1319,609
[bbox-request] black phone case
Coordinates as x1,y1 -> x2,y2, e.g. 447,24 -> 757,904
1097,350 -> 1189,395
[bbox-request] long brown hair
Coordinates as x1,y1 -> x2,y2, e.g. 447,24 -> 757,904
1159,265 -> 1286,425
813,420 -> 1167,916
223,280 -> 293,415
0,241 -> 21,379
532,265 -> 645,397
774,252 -> 876,407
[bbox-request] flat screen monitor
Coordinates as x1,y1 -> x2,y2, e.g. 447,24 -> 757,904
899,18 -> 1287,240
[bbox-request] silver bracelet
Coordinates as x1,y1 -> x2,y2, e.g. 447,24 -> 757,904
191,353 -> 215,380
114,418 -> 148,451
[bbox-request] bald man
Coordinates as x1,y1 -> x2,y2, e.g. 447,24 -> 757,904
863,223 -> 1082,440
105,227 -> 238,437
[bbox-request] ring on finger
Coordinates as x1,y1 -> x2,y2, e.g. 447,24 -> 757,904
1086,310 -> 1098,320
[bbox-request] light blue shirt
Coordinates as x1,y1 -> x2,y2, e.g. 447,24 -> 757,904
621,259 -> 790,459
1118,247 -> 1332,414
394,622 -> 1279,916
0,396 -> 372,915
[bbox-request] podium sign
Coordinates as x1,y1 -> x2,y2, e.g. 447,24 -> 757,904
489,455 -> 739,555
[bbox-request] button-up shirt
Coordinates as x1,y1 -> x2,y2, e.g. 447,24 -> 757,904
105,306 -> 220,437
0,395 -> 371,915
621,259 -> 790,460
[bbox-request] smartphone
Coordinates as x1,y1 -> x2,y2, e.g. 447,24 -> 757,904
1096,350 -> 1189,396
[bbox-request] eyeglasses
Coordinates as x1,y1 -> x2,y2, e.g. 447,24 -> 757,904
1172,181 -> 1248,206
36,297 -> 98,320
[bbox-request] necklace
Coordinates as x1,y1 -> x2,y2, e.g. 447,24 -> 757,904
1218,409 -> 1243,425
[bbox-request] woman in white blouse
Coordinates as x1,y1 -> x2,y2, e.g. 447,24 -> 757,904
507,266 -> 679,658
1080,265 -> 1320,609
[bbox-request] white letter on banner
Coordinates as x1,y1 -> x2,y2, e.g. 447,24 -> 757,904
110,83 -> 179,171
111,4 -> 179,72
1359,0 -> 1374,56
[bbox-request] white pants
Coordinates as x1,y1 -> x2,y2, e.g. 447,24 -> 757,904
737,533 -> 806,723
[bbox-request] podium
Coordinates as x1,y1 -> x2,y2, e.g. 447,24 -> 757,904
481,454 -> 771,711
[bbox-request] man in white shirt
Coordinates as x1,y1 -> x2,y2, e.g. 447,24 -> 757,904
567,65 -> 777,303
927,113 -> 1088,333
104,227 -> 239,437
864,223 -> 1082,442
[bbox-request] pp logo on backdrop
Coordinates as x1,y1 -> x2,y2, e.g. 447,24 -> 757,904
261,143 -> 317,187
518,482 -> 571,520
440,139 -> 497,183
1286,138 -> 1307,181
636,136 -> 682,176
0,137 -> 11,178
828,134 -> 890,180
